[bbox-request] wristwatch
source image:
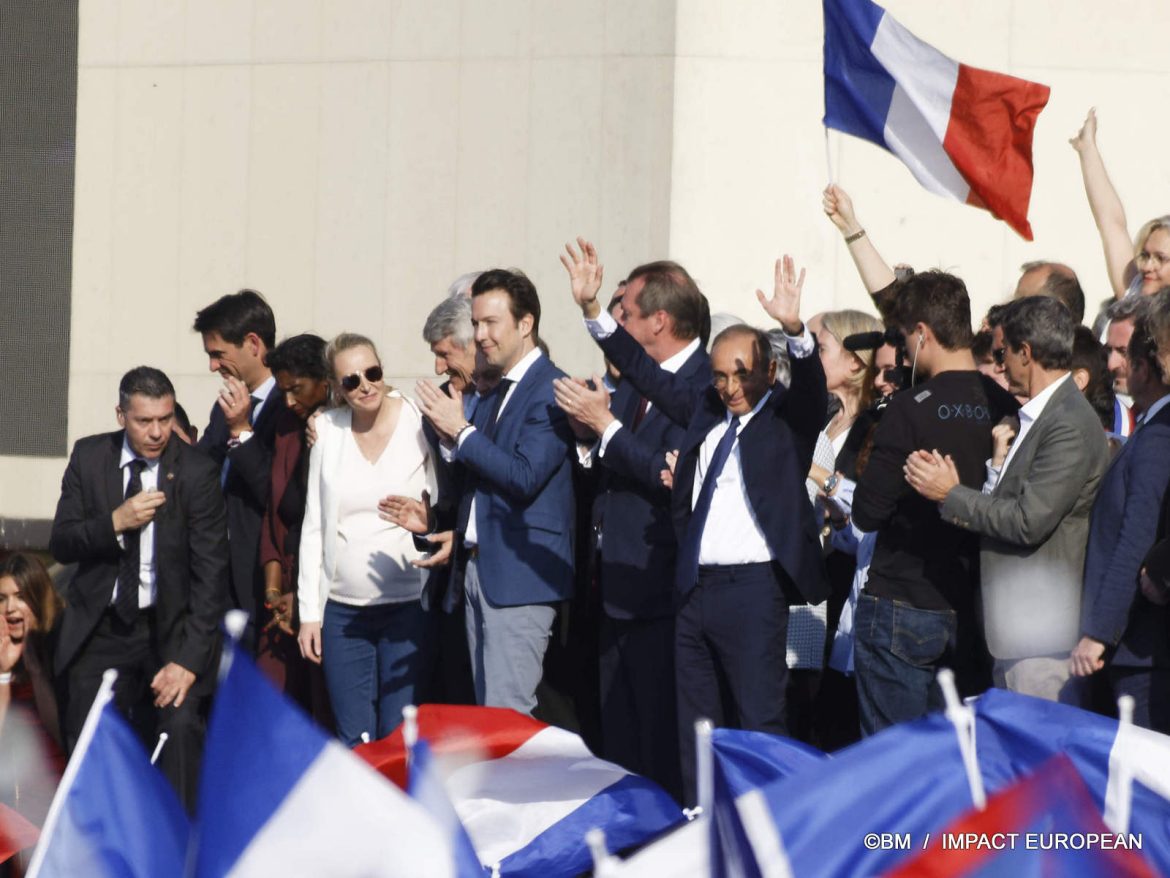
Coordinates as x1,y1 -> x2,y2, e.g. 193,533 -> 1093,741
823,473 -> 840,495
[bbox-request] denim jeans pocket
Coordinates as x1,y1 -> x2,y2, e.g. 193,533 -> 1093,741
889,602 -> 956,667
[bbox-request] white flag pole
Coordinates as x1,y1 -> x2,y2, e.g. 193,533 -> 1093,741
402,704 -> 419,785
586,827 -> 619,876
25,669 -> 119,878
1105,695 -> 1135,834
937,668 -> 986,809
695,718 -> 715,821
824,128 -> 836,185
150,732 -> 170,765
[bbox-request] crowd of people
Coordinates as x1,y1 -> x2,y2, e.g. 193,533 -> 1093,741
5,111 -> 1170,831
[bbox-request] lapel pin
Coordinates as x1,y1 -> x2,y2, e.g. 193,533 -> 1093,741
167,471 -> 175,481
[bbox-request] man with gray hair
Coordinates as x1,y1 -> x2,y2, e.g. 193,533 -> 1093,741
905,296 -> 1109,703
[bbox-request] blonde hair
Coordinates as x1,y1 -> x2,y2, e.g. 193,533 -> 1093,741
818,309 -> 883,408
325,333 -> 390,404
1134,215 -> 1170,257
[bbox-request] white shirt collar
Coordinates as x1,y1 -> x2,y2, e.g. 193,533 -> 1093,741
503,346 -> 543,385
661,337 -> 701,375
120,436 -> 161,470
1018,372 -> 1070,424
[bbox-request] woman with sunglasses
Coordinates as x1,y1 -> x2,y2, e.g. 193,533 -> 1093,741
1072,108 -> 1170,300
296,333 -> 437,746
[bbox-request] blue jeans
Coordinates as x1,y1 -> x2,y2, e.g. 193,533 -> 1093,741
853,593 -> 956,736
322,599 -> 436,747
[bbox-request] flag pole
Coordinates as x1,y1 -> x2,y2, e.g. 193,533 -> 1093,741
695,718 -> 714,821
585,827 -> 618,876
1104,695 -> 1135,834
824,127 -> 836,184
150,732 -> 170,765
402,704 -> 419,786
937,668 -> 986,809
25,669 -> 119,878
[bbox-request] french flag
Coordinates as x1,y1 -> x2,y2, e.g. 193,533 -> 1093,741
823,0 -> 1050,239
194,619 -> 460,878
357,704 -> 684,876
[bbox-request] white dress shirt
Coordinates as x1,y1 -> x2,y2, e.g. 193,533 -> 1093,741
691,328 -> 815,566
113,438 -> 161,608
983,372 -> 1070,493
458,346 -> 544,546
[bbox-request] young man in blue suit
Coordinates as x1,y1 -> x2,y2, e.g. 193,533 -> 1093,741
564,243 -> 828,803
415,269 -> 576,715
1076,304 -> 1170,731
554,256 -> 711,801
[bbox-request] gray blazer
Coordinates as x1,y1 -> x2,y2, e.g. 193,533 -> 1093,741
940,376 -> 1108,660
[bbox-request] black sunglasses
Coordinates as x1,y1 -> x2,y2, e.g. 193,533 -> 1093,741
992,347 -> 1006,366
339,365 -> 383,392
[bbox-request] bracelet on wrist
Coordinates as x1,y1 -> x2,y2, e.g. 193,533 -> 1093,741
844,228 -> 867,245
455,422 -> 474,441
0,671 -> 12,685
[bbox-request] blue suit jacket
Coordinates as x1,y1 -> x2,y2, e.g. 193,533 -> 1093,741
595,343 -> 712,620
598,326 -> 828,605
454,354 -> 576,607
1082,401 -> 1170,668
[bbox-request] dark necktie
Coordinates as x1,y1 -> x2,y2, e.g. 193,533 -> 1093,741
249,395 -> 260,424
631,396 -> 650,431
116,458 -> 147,624
483,379 -> 513,441
675,416 -> 741,595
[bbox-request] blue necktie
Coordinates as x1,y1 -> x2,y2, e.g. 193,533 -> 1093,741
675,415 -> 740,595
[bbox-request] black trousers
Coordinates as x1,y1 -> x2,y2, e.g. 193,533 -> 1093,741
61,609 -> 205,812
599,613 -> 681,803
676,562 -> 790,806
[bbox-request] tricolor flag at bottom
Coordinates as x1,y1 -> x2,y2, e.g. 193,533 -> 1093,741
357,704 -> 684,876
25,671 -> 189,878
823,0 -> 1049,238
193,623 -> 461,878
887,755 -> 1155,878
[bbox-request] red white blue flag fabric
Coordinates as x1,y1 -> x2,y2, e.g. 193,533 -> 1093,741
356,704 -> 683,876
886,754 -> 1155,878
823,0 -> 1049,239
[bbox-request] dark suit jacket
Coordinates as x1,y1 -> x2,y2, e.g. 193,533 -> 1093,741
197,388 -> 287,616
48,432 -> 228,682
453,354 -> 577,607
594,343 -> 712,620
1082,399 -> 1170,668
597,326 -> 829,605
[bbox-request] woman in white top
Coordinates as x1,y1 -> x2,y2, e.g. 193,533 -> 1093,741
296,333 -> 437,746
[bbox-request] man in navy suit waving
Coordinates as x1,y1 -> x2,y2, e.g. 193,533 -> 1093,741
555,253 -> 711,801
565,243 -> 828,802
416,269 -> 576,715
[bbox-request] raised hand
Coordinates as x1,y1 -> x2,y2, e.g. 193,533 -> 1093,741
755,254 -> 806,335
822,184 -> 861,236
1069,108 -> 1098,154
559,237 -> 605,319
217,375 -> 254,436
